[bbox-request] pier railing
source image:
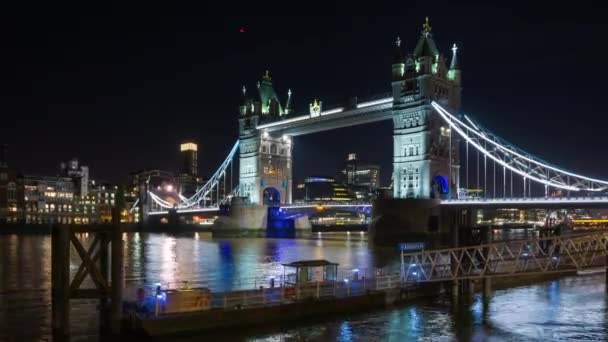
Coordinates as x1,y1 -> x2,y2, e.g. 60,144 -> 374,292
137,272 -> 408,316
400,231 -> 608,283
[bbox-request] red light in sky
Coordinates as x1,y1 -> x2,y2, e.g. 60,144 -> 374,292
239,27 -> 246,33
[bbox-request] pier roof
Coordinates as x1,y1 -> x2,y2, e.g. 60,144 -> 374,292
282,260 -> 338,268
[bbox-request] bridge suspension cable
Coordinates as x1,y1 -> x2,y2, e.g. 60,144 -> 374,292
148,140 -> 240,210
432,102 -> 608,194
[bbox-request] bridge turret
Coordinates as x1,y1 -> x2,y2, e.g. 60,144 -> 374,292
284,88 -> 293,115
392,36 -> 405,80
257,70 -> 283,118
448,43 -> 461,86
392,17 -> 462,200
239,85 -> 250,116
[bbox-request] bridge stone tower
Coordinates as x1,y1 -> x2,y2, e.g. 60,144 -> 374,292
391,18 -> 462,200
238,71 -> 293,205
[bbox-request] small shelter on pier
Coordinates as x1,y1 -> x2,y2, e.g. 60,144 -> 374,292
282,259 -> 339,286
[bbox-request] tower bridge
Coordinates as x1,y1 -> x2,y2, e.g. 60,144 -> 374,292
144,18 -> 608,238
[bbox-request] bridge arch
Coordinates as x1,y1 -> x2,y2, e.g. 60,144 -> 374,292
263,187 -> 281,207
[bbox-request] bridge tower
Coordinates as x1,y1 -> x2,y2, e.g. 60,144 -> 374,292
391,17 -> 462,200
238,71 -> 293,205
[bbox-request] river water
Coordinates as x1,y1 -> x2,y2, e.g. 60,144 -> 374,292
1,231 -> 607,341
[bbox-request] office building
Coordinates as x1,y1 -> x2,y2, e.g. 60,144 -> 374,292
180,142 -> 198,177
0,145 -> 23,223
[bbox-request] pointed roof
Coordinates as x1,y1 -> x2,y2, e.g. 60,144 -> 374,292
413,17 -> 439,58
241,85 -> 248,106
284,88 -> 293,114
257,70 -> 283,114
392,36 -> 404,64
450,44 -> 460,70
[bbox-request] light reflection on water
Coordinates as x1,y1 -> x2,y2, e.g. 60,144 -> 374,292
0,231 -> 607,341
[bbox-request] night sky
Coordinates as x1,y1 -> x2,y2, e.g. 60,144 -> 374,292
2,2 -> 607,186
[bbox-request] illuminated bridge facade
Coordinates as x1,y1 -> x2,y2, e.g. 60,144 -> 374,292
146,19 -> 608,218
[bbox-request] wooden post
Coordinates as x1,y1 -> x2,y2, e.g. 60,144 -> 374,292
451,214 -> 460,298
482,227 -> 492,299
110,227 -> 123,335
52,224 -> 71,342
99,232 -> 110,336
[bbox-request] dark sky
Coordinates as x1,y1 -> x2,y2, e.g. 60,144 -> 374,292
1,1 -> 607,185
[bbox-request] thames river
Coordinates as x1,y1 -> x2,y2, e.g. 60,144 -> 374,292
1,232 -> 607,341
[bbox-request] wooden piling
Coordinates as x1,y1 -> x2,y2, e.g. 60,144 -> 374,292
99,232 -> 110,335
111,227 -> 123,335
52,224 -> 71,342
482,226 -> 492,299
451,215 -> 460,298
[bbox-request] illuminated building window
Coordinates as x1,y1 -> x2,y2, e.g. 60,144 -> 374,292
270,144 -> 277,155
7,183 -> 16,201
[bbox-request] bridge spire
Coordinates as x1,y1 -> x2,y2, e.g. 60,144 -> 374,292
414,17 -> 439,59
284,88 -> 293,115
448,43 -> 462,84
422,16 -> 432,37
392,35 -> 405,79
450,44 -> 460,70
239,85 -> 249,115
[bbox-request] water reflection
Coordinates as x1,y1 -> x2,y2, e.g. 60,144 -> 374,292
1,233 -> 607,341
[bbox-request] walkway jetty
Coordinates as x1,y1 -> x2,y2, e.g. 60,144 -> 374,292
123,259 -> 431,337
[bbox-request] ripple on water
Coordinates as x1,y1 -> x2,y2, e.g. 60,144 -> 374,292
1,233 -> 607,341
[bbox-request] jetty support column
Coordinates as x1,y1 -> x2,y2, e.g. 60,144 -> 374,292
482,226 -> 492,299
111,226 -> 124,335
52,224 -> 71,341
451,211 -> 460,298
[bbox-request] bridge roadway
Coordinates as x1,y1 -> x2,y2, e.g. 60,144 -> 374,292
440,196 -> 608,209
148,196 -> 608,216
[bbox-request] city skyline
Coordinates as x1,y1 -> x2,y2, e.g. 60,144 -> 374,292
1,2 -> 607,185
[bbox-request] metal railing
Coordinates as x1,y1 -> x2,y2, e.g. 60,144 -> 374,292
400,232 -> 608,283
131,270 -> 408,317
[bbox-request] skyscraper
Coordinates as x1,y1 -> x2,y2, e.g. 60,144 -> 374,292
180,142 -> 198,177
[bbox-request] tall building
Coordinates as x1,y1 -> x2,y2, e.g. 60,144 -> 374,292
391,18 -> 461,199
339,153 -> 381,191
180,142 -> 198,177
60,158 -> 90,196
301,177 -> 355,202
0,144 -> 7,168
0,145 -> 23,224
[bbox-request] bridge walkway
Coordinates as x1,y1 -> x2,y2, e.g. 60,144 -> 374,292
401,232 -> 608,283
